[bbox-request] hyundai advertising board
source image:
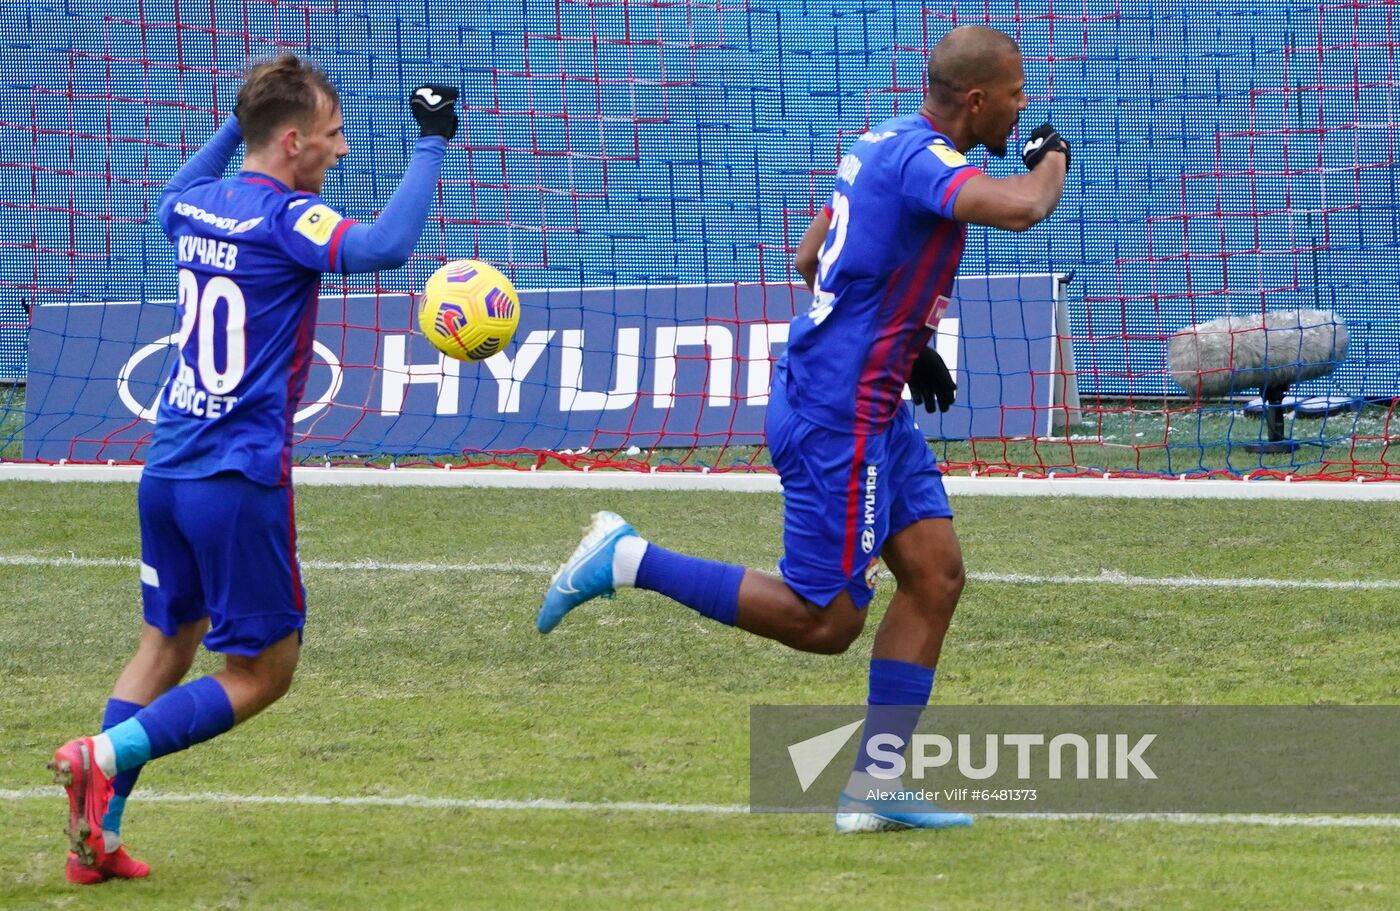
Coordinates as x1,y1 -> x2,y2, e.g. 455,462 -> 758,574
24,276 -> 1062,462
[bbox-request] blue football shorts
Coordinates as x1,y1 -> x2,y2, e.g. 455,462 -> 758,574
137,471 -> 306,655
766,379 -> 953,609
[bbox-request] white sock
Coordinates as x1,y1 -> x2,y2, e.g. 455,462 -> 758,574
90,733 -> 117,778
612,535 -> 649,587
103,830 -> 121,852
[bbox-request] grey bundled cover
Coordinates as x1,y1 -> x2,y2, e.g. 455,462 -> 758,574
1167,309 -> 1348,399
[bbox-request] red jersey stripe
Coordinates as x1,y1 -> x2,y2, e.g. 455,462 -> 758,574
853,220 -> 959,432
327,218 -> 358,272
942,167 -> 979,209
841,433 -> 869,578
280,284 -> 320,486
287,486 -> 305,613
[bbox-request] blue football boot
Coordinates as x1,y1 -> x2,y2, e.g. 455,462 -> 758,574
537,511 -> 636,633
834,790 -> 974,833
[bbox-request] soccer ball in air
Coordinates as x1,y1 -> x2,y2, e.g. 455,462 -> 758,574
417,259 -> 520,361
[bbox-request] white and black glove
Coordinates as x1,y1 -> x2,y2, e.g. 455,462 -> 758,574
1022,123 -> 1071,170
410,85 -> 459,141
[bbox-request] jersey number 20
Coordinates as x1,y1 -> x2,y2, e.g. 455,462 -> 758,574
175,268 -> 247,394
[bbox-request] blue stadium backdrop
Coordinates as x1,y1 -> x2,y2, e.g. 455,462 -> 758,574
1,0 -> 1396,478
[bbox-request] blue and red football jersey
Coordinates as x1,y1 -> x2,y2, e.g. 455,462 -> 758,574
782,113 -> 980,434
145,172 -> 358,487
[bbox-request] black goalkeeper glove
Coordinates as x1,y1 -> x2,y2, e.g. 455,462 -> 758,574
1021,122 -> 1071,170
908,347 -> 957,414
410,84 -> 459,140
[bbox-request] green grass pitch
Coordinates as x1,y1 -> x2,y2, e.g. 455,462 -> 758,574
1,482 -> 1397,909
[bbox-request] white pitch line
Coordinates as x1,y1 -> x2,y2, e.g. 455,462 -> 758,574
4,554 -> 1400,592
0,554 -> 555,575
0,788 -> 742,815
966,570 -> 1400,592
986,812 -> 1400,828
1,789 -> 1394,828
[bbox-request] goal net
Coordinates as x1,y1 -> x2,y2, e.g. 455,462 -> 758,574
3,0 -> 1397,480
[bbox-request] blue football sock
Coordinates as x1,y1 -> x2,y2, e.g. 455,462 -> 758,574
853,659 -> 936,776
634,544 -> 743,627
101,698 -> 145,834
118,676 -> 236,769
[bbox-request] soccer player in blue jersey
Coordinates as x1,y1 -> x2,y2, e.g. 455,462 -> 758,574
538,26 -> 1069,832
48,54 -> 460,883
